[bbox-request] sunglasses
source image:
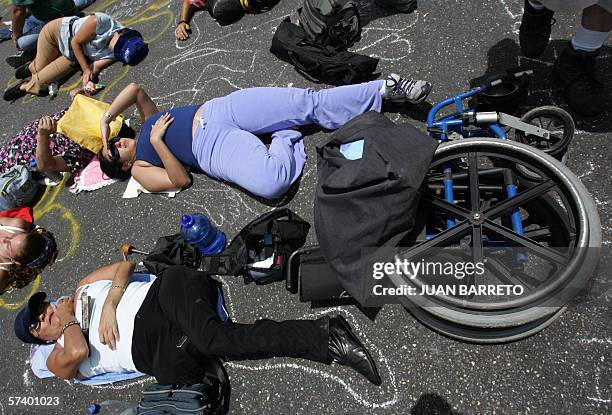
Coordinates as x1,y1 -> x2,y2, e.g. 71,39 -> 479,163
29,301 -> 48,333
108,137 -> 121,162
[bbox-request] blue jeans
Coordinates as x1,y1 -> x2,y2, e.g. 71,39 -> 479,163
192,80 -> 384,199
16,16 -> 44,51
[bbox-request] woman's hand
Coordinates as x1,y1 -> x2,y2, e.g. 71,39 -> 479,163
37,116 -> 57,138
98,302 -> 120,350
55,297 -> 76,324
150,113 -> 174,144
82,68 -> 93,88
175,22 -> 191,40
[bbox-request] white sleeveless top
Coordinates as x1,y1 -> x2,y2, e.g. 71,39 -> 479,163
58,277 -> 156,378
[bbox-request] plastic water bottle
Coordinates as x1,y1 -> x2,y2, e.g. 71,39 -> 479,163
180,213 -> 227,255
87,400 -> 136,414
48,82 -> 58,98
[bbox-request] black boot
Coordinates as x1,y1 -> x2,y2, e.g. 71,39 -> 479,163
519,0 -> 555,58
328,315 -> 382,386
555,44 -> 605,117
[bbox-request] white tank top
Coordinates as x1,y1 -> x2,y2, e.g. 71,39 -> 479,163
58,277 -> 156,378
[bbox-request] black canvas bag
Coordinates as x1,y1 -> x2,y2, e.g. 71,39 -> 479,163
201,208 -> 310,285
298,0 -> 361,49
143,234 -> 202,276
270,18 -> 378,86
314,111 -> 438,305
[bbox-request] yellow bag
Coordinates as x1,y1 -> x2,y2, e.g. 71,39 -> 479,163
56,94 -> 124,153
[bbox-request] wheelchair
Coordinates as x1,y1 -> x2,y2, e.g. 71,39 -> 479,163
285,73 -> 601,343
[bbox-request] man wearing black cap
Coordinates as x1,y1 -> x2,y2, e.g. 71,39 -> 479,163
15,261 -> 382,386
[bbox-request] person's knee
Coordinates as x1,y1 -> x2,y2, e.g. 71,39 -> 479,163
250,177 -> 291,199
16,35 -> 37,51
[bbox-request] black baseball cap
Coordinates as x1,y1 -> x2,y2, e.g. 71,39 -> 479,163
14,292 -> 48,345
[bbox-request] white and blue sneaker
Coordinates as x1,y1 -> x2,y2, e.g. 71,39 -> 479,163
381,73 -> 432,104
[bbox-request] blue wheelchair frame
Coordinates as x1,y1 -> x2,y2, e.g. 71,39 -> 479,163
426,85 -> 526,257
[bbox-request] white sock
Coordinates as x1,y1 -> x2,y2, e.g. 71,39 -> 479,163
379,78 -> 393,97
571,25 -> 610,52
528,0 -> 545,11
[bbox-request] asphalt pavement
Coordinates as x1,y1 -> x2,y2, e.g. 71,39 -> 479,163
0,0 -> 610,414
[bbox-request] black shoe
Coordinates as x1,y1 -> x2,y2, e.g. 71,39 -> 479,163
374,0 -> 417,13
519,0 -> 555,58
328,315 -> 382,386
3,82 -> 27,102
6,50 -> 35,68
15,63 -> 31,80
555,45 -> 605,117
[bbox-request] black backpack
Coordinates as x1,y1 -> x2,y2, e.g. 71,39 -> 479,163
137,359 -> 230,414
201,208 -> 311,285
271,18 -> 378,86
142,209 -> 310,285
298,0 -> 361,49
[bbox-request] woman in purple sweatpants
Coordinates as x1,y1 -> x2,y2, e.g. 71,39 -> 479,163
98,74 -> 432,199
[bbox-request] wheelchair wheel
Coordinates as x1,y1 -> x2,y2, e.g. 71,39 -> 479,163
394,138 -> 600,343
513,106 -> 574,161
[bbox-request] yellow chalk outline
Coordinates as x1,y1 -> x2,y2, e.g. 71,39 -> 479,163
0,176 -> 80,310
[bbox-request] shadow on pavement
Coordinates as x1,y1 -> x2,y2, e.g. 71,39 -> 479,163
410,393 -> 466,415
470,38 -> 611,133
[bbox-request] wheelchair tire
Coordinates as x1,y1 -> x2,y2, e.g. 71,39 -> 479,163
514,106 -> 575,160
395,138 -> 600,343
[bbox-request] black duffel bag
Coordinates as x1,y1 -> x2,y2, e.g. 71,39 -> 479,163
271,18 -> 378,86
207,0 -> 250,25
298,0 -> 361,49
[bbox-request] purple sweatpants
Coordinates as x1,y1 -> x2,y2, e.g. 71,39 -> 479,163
192,80 -> 384,199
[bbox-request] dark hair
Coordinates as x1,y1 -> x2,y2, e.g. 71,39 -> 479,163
4,228 -> 58,293
16,232 -> 46,264
118,124 -> 136,139
99,154 -> 131,180
99,125 -> 136,180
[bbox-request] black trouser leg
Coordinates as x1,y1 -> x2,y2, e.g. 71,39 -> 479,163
157,266 -> 331,363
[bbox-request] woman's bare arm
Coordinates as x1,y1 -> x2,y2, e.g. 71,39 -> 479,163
70,15 -> 98,87
100,83 -> 159,143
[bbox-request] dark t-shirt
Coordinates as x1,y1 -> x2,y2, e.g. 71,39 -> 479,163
13,0 -> 77,22
136,105 -> 200,169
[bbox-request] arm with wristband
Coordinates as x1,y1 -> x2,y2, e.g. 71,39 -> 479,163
46,297 -> 89,379
76,260 -> 135,351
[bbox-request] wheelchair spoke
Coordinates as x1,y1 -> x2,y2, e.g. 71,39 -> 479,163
468,151 -> 481,212
482,220 -> 569,265
486,257 -> 525,286
399,221 -> 471,260
484,179 -> 556,219
471,224 -> 484,264
423,194 -> 471,219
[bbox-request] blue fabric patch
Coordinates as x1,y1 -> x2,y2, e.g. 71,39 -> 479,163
340,139 -> 365,160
